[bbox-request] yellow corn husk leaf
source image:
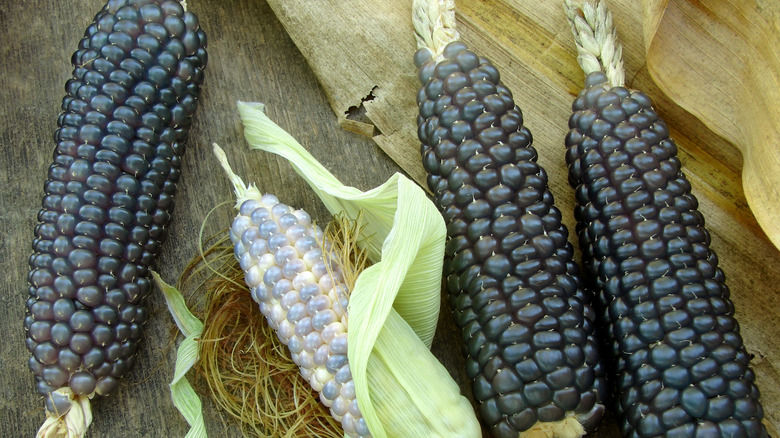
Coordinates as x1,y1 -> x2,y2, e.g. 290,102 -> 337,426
152,272 -> 207,438
237,101 -> 481,438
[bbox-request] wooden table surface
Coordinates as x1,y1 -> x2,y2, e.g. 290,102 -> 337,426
0,1 -> 773,437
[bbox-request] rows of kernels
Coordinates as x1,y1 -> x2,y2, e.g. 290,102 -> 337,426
230,194 -> 371,438
564,71 -> 765,437
415,41 -> 606,436
25,0 -> 206,405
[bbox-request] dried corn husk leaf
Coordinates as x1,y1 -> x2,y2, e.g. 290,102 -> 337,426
152,272 -> 207,438
237,101 -> 480,438
641,0 -> 780,249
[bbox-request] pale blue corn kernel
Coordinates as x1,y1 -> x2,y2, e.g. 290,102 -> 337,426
250,284 -> 270,303
330,333 -> 348,355
241,227 -> 260,248
304,331 -> 323,351
332,397 -> 350,418
313,309 -> 338,331
314,344 -> 330,365
239,251 -> 256,271
250,207 -> 270,225
322,378 -> 341,401
326,354 -> 348,373
307,294 -> 332,314
287,303 -> 308,323
233,240 -> 245,261
295,316 -> 313,337
268,233 -> 290,254
263,266 -> 283,287
311,260 -> 328,279
272,278 -> 293,301
283,258 -> 306,280
356,417 -> 371,436
275,246 -> 298,267
258,220 -> 278,239
249,238 -> 268,258
239,199 -> 261,217
278,213 -> 299,231
300,283 -> 321,303
295,235 -> 318,255
287,336 -> 303,355
231,215 -> 252,239
348,398 -> 361,416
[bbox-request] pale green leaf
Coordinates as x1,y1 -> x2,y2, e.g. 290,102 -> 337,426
152,272 -> 207,438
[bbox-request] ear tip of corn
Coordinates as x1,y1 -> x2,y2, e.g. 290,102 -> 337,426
37,389 -> 92,438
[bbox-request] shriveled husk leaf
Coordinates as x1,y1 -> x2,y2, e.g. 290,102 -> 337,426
152,272 -> 207,438
237,101 -> 480,438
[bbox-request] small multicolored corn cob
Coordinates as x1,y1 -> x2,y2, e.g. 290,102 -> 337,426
563,1 -> 766,436
412,8 -> 606,433
25,0 -> 206,434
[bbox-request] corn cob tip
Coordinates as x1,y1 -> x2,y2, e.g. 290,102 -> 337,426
212,143 -> 263,209
37,388 -> 92,438
520,415 -> 585,438
563,0 -> 624,86
412,0 -> 460,61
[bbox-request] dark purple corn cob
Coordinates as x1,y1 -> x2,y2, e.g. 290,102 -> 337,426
25,0 -> 206,414
415,41 -> 606,437
564,71 -> 766,437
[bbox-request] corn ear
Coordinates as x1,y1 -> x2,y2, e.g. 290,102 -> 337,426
236,101 -> 481,438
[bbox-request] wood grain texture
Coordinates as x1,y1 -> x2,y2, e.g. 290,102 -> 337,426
2,0 -> 777,437
265,0 -> 780,434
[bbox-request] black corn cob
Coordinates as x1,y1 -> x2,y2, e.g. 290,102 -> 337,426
415,41 -> 606,437
25,0 -> 206,417
564,71 -> 766,437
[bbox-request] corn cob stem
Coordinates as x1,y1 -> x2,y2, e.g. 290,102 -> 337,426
412,0 -> 459,62
563,0 -> 624,87
37,389 -> 92,438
